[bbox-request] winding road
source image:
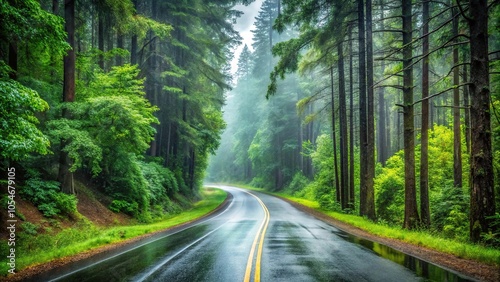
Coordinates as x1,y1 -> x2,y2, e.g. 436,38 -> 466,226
29,185 -> 472,282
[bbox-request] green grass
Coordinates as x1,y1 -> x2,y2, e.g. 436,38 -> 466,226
0,187 -> 227,276
231,183 -> 500,266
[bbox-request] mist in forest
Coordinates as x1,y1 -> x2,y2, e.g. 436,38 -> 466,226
207,0 -> 500,243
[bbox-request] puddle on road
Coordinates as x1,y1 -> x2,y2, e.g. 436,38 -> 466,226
335,230 -> 475,282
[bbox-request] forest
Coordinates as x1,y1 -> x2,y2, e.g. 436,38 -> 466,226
207,0 -> 500,245
0,0 -> 498,263
0,0 -> 248,223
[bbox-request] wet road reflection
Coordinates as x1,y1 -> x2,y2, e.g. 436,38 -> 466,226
28,186 -> 475,282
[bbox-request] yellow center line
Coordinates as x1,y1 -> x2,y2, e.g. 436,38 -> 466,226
243,191 -> 270,282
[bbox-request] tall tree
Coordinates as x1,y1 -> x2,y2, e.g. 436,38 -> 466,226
338,41 -> 349,210
376,0 -> 387,165
348,24 -> 355,209
402,0 -> 419,229
330,67 -> 341,203
464,0 -> 496,242
58,0 -> 76,194
420,0 -> 431,227
358,0 -> 369,218
364,0 -> 376,219
452,5 -> 462,188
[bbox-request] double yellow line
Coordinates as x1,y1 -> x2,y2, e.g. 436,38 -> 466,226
243,192 -> 270,282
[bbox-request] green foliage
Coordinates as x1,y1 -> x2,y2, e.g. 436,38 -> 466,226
375,151 -> 405,225
0,0 -> 69,58
20,222 -> 39,236
0,79 -> 50,161
46,119 -> 103,175
286,172 -> 311,195
21,173 -> 77,217
302,134 -> 337,210
139,160 -> 178,203
109,200 -> 139,215
375,125 -> 471,235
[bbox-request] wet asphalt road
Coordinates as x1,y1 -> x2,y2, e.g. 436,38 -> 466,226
36,185 -> 425,282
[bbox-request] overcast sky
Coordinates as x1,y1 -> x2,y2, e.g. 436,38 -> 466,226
230,0 -> 263,74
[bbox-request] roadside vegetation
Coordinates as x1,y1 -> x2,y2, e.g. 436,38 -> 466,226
0,187 -> 226,276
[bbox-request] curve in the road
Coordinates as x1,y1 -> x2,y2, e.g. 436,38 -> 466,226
24,185 -> 475,282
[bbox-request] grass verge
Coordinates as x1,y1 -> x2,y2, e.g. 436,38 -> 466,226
231,183 -> 500,266
1,187 -> 226,276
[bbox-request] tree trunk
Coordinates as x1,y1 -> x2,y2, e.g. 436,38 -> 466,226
402,0 -> 419,229
131,0 -> 139,65
8,42 -> 17,80
467,0 -> 495,242
364,0 -> 376,219
338,42 -> 349,210
348,24 -> 355,209
58,0 -> 76,195
331,67 -> 341,204
452,6 -> 462,188
420,0 -> 431,227
98,9 -> 104,70
358,0 -> 369,218
462,51 -> 471,154
116,34 -> 124,66
377,0 -> 387,165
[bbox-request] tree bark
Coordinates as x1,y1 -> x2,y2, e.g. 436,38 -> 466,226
467,0 -> 495,242
402,0 -> 419,229
364,0 -> 376,220
420,0 -> 431,228
462,50 -> 471,154
338,42 -> 349,211
331,67 -> 341,204
358,0 -> 369,218
348,24 -> 355,209
377,0 -> 387,165
8,42 -> 17,80
98,9 -> 104,70
58,0 -> 76,195
452,6 -> 462,188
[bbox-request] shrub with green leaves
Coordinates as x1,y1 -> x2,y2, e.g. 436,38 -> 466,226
306,134 -> 336,210
0,79 -> 50,161
21,174 -> 77,217
109,199 -> 139,215
374,125 -> 470,230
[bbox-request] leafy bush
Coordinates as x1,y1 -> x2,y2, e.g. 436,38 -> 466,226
109,200 -> 139,215
139,160 -> 178,203
286,172 -> 311,195
375,152 -> 405,225
20,222 -> 39,236
0,79 -> 49,161
307,134 -> 337,210
21,174 -> 78,217
433,186 -> 469,241
483,213 -> 500,247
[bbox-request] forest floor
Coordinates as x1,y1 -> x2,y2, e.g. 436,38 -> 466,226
277,196 -> 500,282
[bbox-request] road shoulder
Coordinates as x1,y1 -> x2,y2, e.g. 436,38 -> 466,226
274,195 -> 499,282
1,190 -> 232,282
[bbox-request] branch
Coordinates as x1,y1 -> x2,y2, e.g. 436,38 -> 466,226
412,83 -> 472,106
375,84 -> 404,90
374,39 -> 469,88
373,29 -> 404,33
456,0 -> 472,22
434,105 -> 470,109
446,62 -> 471,77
